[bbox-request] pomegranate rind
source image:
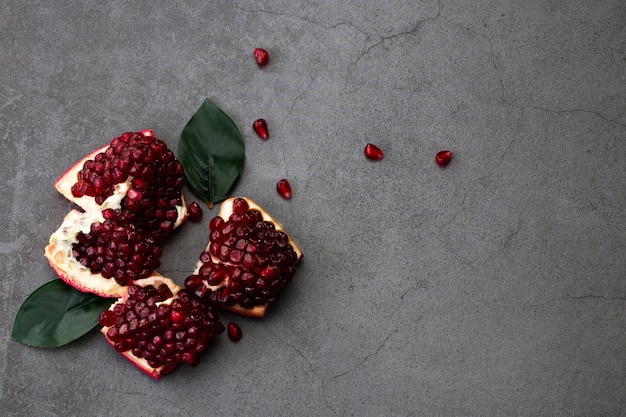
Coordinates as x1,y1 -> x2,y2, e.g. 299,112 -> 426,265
100,276 -> 181,380
46,131 -> 188,298
195,197 -> 303,318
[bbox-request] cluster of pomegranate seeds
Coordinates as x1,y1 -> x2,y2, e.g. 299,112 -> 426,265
227,323 -> 242,342
364,143 -> 384,161
101,284 -> 224,374
185,198 -> 298,309
72,213 -> 162,285
70,131 -> 185,242
276,179 -> 292,200
435,150 -> 453,167
253,48 -> 269,66
187,202 -> 203,222
253,119 -> 270,140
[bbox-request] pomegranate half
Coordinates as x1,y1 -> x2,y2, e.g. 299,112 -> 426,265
184,197 -> 303,318
99,275 -> 224,379
44,130 -> 188,298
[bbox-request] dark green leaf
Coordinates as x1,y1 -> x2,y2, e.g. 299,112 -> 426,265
179,98 -> 246,204
11,279 -> 113,348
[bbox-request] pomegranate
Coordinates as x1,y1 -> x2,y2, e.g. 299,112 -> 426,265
227,322 -> 242,342
276,179 -> 292,200
435,150 -> 453,167
100,275 -> 224,379
187,202 -> 203,222
364,143 -> 384,161
253,119 -> 270,140
44,130 -> 188,298
184,197 -> 303,317
253,48 -> 269,66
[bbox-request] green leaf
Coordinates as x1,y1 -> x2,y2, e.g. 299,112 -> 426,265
179,98 -> 246,205
11,279 -> 113,348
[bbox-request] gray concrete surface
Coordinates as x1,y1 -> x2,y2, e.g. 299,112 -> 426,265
1,1 -> 624,416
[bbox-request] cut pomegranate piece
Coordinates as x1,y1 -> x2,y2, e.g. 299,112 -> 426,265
253,119 -> 270,140
184,197 -> 303,318
364,143 -> 384,161
253,48 -> 269,66
45,130 -> 188,298
435,150 -> 453,167
100,276 -> 224,379
276,179 -> 292,200
227,322 -> 242,342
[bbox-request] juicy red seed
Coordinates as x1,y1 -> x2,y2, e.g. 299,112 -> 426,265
435,150 -> 453,167
209,216 -> 224,232
253,119 -> 270,140
99,310 -> 118,327
364,143 -> 384,161
227,322 -> 242,342
187,202 -> 203,222
253,48 -> 269,66
232,198 -> 250,214
276,179 -> 292,200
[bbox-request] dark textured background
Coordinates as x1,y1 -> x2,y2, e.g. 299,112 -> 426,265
1,1 -> 624,416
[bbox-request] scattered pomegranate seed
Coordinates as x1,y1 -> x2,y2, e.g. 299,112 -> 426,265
276,179 -> 292,200
253,119 -> 270,140
435,150 -> 453,167
364,143 -> 384,161
187,202 -> 203,222
227,322 -> 242,342
253,48 -> 269,66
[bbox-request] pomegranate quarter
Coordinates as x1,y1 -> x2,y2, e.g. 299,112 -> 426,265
100,276 -> 224,379
184,197 -> 303,318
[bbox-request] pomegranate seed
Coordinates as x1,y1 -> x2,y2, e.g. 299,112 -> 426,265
99,310 -> 118,327
364,143 -> 384,161
435,150 -> 453,167
253,119 -> 270,140
276,179 -> 292,200
227,322 -> 242,342
253,48 -> 269,66
187,202 -> 203,222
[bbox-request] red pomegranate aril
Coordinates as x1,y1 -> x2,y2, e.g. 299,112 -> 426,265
227,322 -> 242,342
253,119 -> 270,140
277,179 -> 292,200
253,48 -> 269,66
435,150 -> 453,167
364,143 -> 384,161
187,202 -> 203,222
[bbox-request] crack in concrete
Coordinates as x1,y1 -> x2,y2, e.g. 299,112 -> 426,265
566,294 -> 626,302
528,105 -> 626,128
351,0 -> 442,65
207,1 -> 369,36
